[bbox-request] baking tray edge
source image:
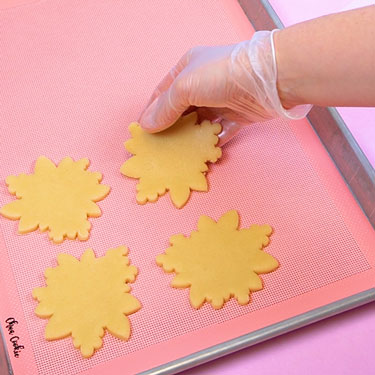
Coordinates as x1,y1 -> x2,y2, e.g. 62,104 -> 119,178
0,323 -> 13,375
140,288 -> 375,375
0,2 -> 374,374
238,0 -> 375,228
140,1 -> 375,373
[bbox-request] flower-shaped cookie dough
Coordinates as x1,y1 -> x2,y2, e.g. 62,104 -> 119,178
157,210 -> 279,309
33,246 -> 141,358
0,156 -> 110,243
121,112 -> 222,208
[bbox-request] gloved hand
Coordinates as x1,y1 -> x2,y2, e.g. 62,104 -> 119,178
139,30 -> 312,144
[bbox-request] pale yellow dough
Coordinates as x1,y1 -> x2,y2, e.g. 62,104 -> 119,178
0,156 -> 110,243
32,246 -> 141,358
156,210 -> 279,309
120,112 -> 222,208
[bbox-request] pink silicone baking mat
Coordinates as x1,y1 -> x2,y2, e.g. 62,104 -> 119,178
0,1 -> 374,375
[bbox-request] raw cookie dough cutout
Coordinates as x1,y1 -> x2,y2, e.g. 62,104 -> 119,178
120,112 -> 222,208
156,210 -> 279,309
32,246 -> 141,358
0,156 -> 110,243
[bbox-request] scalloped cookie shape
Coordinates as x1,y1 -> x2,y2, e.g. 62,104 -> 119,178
32,246 -> 141,358
120,112 -> 222,208
0,156 -> 110,243
156,210 -> 279,309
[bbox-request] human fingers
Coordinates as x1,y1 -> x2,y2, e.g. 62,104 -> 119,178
139,78 -> 190,132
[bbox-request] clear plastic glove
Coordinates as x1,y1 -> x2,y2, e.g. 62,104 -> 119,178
139,30 -> 312,145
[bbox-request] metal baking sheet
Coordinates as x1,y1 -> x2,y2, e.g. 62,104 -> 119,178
0,1 -> 374,374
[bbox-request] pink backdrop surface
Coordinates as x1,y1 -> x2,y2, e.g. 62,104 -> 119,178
0,1 -> 373,375
183,302 -> 375,375
268,0 -> 375,168
183,1 -> 375,374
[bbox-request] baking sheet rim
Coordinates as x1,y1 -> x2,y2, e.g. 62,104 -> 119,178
140,288 -> 375,375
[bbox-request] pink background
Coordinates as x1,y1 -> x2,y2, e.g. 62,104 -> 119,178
183,302 -> 375,375
0,1 -> 373,374
268,0 -> 375,168
184,1 -> 375,374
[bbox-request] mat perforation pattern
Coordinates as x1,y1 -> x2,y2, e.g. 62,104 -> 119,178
0,1 -> 371,374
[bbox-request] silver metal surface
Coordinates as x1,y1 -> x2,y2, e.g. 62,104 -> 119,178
0,3 -> 373,375
140,1 -> 375,374
140,289 -> 375,375
0,323 -> 12,375
238,0 -> 375,228
238,0 -> 283,30
308,107 -> 375,227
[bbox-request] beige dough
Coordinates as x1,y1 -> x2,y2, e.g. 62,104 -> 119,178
156,210 -> 279,309
0,156 -> 110,243
120,112 -> 222,208
32,246 -> 141,358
